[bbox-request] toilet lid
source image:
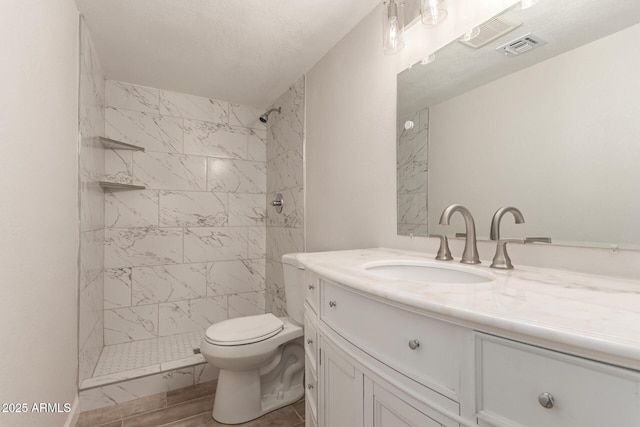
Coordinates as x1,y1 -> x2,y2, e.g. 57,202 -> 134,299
205,313 -> 284,346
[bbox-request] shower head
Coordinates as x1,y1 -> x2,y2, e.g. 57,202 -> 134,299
259,107 -> 281,123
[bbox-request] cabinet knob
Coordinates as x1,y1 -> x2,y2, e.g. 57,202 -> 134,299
307,384 -> 314,390
329,300 -> 337,308
307,338 -> 313,345
408,339 -> 420,350
538,392 -> 555,409
308,284 -> 315,290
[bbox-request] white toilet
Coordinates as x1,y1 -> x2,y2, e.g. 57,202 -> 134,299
200,254 -> 305,424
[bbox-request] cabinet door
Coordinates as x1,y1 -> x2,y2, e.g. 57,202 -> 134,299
321,337 -> 364,427
365,379 -> 444,427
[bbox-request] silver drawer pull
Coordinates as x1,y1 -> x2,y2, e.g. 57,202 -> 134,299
329,301 -> 337,308
308,284 -> 315,290
307,384 -> 314,390
408,340 -> 420,350
307,338 -> 313,345
538,392 -> 555,409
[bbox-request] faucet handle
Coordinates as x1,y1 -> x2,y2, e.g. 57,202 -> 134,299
490,239 -> 523,270
431,234 -> 453,261
524,237 -> 552,244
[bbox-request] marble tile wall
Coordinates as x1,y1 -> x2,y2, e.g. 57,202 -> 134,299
397,107 -> 429,236
78,18 -> 106,384
103,80 -> 267,346
265,77 -> 305,315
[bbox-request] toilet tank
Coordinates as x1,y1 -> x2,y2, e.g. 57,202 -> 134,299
281,253 -> 305,325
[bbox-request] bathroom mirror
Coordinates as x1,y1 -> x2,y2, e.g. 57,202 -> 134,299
397,0 -> 640,250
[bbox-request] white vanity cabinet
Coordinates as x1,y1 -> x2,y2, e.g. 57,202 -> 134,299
295,249 -> 640,427
320,332 -> 460,427
321,279 -> 466,400
312,278 -> 467,427
303,268 -> 640,427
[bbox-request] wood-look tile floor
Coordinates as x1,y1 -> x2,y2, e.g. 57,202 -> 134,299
88,391 -> 305,427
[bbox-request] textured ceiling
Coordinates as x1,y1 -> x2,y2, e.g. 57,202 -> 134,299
75,0 -> 381,108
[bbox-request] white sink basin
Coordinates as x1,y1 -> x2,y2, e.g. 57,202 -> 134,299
364,260 -> 494,284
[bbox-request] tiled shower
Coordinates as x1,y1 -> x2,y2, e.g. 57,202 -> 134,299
77,18 -> 305,411
102,77 -> 268,344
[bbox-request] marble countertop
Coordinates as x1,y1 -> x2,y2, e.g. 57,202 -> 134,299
296,248 -> 640,370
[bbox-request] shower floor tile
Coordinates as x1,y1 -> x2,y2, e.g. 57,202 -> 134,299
83,330 -> 206,389
94,339 -> 160,376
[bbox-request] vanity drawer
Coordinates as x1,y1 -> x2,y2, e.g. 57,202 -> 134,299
321,280 -> 464,399
305,270 -> 320,314
304,309 -> 319,370
476,334 -> 640,427
305,354 -> 318,424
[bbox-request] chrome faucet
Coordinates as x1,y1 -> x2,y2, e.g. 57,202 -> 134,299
490,206 -> 525,270
439,204 -> 480,264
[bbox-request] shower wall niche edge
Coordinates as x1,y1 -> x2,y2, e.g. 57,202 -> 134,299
78,16 -> 106,385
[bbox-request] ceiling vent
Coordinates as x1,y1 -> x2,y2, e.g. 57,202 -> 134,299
496,33 -> 547,56
459,14 -> 522,49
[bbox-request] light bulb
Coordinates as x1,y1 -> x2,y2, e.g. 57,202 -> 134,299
383,0 -> 405,55
518,0 -> 539,10
420,54 -> 436,65
389,19 -> 399,48
460,26 -> 480,42
421,0 -> 447,27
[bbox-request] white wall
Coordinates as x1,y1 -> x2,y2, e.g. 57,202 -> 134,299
306,0 -> 517,252
0,1 -> 80,426
305,0 -> 640,279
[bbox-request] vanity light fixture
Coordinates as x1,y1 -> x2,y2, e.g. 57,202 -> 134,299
518,0 -> 540,10
421,0 -> 448,27
383,0 -> 405,55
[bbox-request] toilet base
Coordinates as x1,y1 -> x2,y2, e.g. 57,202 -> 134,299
212,341 -> 305,424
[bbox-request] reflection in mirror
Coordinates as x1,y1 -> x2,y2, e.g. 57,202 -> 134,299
396,0 -> 640,249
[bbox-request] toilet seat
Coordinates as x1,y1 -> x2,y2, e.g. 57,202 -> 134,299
205,313 -> 284,346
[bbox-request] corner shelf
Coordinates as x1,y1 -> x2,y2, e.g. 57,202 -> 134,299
98,137 -> 145,191
98,181 -> 146,191
99,136 -> 145,151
